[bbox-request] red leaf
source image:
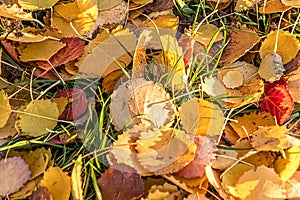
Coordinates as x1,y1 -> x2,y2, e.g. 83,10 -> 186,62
1,40 -> 21,64
56,88 -> 88,120
260,79 -> 294,125
177,136 -> 216,179
97,164 -> 144,200
37,37 -> 85,70
178,36 -> 194,67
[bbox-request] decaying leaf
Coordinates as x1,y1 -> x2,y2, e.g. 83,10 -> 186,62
0,90 -> 11,128
18,0 -> 60,10
52,0 -> 98,37
28,186 -> 52,200
212,149 -> 238,170
71,155 -> 83,200
110,78 -> 175,130
251,125 -> 299,151
285,171 -> 300,198
1,31 -> 57,43
258,0 -> 290,13
0,112 -> 18,139
235,0 -> 261,11
221,163 -> 254,197
260,79 -> 294,125
77,28 -> 136,78
222,70 -> 244,89
287,68 -> 300,103
179,98 -> 225,136
17,99 -> 59,136
258,52 -> 285,82
9,148 -> 51,180
229,111 -> 276,138
142,182 -> 185,200
19,39 -> 66,62
36,37 -> 85,71
136,128 -> 196,175
203,62 -> 264,108
132,30 -> 152,78
0,3 -> 33,20
0,157 -> 31,197
177,136 -> 216,179
41,167 -> 71,200
274,146 -> 300,182
97,164 -> 144,200
260,30 -> 300,64
235,166 -> 286,199
220,26 -> 260,64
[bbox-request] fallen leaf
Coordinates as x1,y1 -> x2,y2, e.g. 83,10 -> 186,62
132,30 -> 152,78
55,88 -> 88,120
229,111 -> 276,138
17,99 -> 59,136
251,125 -> 297,151
1,31 -> 57,43
260,78 -> 294,125
220,25 -> 260,64
274,146 -> 300,181
287,68 -> 300,103
0,90 -> 11,128
71,155 -> 83,200
222,70 -> 244,89
37,37 -> 85,71
235,166 -> 286,199
142,14 -> 179,30
221,163 -> 254,197
52,0 -> 98,37
19,39 -> 66,62
96,0 -> 121,11
258,52 -> 285,82
1,40 -> 21,63
258,0 -> 290,13
0,4 -> 33,20
9,176 -> 43,200
285,171 -> 300,198
0,157 -> 31,197
77,28 -> 136,78
110,78 -> 175,130
102,69 -> 124,93
177,136 -> 216,179
28,186 -> 51,200
281,0 -> 300,7
193,23 -> 223,47
260,30 -> 300,64
179,98 -> 225,136
143,182 -> 185,200
0,112 -> 18,139
97,164 -> 144,200
212,149 -> 238,170
18,0 -> 60,10
41,167 -> 71,200
235,0 -> 261,11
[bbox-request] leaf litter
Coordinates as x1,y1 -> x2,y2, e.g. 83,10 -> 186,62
0,0 -> 300,199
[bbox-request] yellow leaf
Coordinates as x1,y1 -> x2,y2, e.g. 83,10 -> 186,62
258,52 -> 284,82
229,111 -> 276,138
52,0 -> 98,37
41,167 -> 71,200
259,0 -> 290,14
235,0 -> 261,12
194,23 -> 223,46
274,146 -> 300,182
221,163 -> 254,197
96,0 -> 121,11
236,166 -> 286,199
251,125 -> 297,151
179,98 -> 225,136
1,31 -> 58,43
142,14 -> 179,30
281,0 -> 300,7
71,155 -> 83,200
17,99 -> 59,136
260,30 -> 300,64
0,90 -> 11,128
19,39 -> 66,62
0,4 -> 33,20
18,0 -> 60,10
160,34 -> 186,90
0,112 -> 18,139
53,97 -> 71,117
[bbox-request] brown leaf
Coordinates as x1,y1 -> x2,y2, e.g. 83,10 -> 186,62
28,187 -> 51,200
37,37 -> 85,71
97,164 -> 144,200
220,25 -> 260,65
